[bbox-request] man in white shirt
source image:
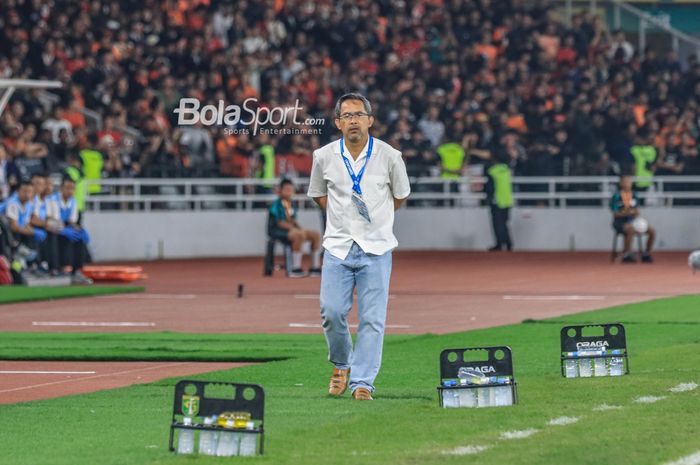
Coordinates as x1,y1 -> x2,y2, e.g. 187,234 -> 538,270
307,93 -> 411,401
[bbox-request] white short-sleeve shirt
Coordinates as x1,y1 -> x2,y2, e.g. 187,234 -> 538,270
307,137 -> 411,260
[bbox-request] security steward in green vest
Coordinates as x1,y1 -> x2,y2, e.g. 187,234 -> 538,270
484,154 -> 514,251
630,129 -> 657,201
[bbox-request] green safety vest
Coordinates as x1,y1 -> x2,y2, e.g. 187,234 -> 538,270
436,142 -> 465,179
256,144 -> 275,188
79,149 -> 104,194
65,166 -> 86,212
630,145 -> 656,188
488,163 -> 513,208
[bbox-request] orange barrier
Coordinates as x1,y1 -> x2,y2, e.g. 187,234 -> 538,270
81,266 -> 147,283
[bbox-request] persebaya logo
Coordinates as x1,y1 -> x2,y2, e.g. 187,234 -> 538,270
173,98 -> 324,136
182,395 -> 200,416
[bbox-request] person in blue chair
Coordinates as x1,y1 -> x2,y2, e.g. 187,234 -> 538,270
269,179 -> 322,278
610,176 -> 655,263
46,177 -> 93,284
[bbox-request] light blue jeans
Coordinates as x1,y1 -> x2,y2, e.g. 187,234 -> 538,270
320,242 -> 393,393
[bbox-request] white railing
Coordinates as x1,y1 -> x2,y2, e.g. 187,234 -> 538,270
83,176 -> 700,212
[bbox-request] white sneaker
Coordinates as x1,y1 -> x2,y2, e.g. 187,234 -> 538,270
71,271 -> 93,285
288,268 -> 307,278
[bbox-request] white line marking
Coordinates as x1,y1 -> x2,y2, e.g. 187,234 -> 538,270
32,322 -> 156,327
633,395 -> 667,404
288,323 -> 412,329
503,295 -> 605,301
0,371 -> 96,375
669,382 -> 698,393
661,451 -> 700,465
592,403 -> 623,411
548,416 -> 580,426
499,429 -> 538,440
97,294 -> 196,299
443,445 -> 491,455
0,362 -> 188,395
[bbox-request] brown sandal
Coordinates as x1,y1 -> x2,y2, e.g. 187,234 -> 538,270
328,367 -> 349,396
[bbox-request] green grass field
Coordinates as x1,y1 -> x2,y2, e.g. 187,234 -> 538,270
0,285 -> 144,304
0,296 -> 698,465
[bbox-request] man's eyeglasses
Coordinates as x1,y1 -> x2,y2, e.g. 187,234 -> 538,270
337,112 -> 370,121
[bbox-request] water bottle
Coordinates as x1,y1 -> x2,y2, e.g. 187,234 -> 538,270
609,355 -> 624,376
493,378 -> 513,406
176,417 -> 195,454
458,367 -> 487,385
442,389 -> 459,408
198,416 -> 218,456
477,387 -> 492,407
216,419 -> 240,457
594,357 -> 607,377
578,352 -> 593,377
457,388 -> 477,407
564,358 -> 578,378
239,422 -> 257,456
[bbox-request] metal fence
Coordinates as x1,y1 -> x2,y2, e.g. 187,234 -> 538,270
83,176 -> 700,212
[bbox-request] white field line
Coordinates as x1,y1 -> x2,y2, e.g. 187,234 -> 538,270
633,395 -> 667,404
0,371 -> 96,375
97,293 -> 197,299
593,403 -> 623,411
499,429 -> 538,440
503,295 -> 605,301
660,451 -> 700,465
443,445 -> 491,455
669,382 -> 698,393
32,321 -> 156,327
548,416 -> 580,426
0,362 -> 188,394
288,323 -> 411,329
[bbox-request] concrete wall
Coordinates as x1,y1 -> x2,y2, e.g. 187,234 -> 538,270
84,208 -> 700,261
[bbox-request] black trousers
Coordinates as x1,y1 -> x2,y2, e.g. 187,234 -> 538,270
54,234 -> 85,273
490,206 -> 512,250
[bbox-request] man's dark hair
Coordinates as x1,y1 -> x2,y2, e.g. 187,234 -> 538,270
31,172 -> 48,179
334,92 -> 372,118
279,178 -> 294,189
61,176 -> 76,186
18,178 -> 33,188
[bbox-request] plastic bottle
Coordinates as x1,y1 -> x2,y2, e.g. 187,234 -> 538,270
564,356 -> 578,378
216,419 -> 240,457
477,386 -> 492,407
609,354 -> 624,376
494,378 -> 513,406
176,417 -> 195,454
457,388 -> 477,407
442,389 -> 459,408
458,367 -> 487,385
594,357 -> 607,377
577,352 -> 593,377
198,416 -> 218,456
239,421 -> 257,456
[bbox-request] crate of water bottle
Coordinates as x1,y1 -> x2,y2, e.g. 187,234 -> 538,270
169,380 -> 265,456
437,346 -> 518,408
560,323 -> 629,378
173,413 -> 262,457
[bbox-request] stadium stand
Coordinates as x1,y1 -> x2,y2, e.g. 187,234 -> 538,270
0,0 -> 698,186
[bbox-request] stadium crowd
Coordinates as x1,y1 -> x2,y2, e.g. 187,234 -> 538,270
1,0 -> 700,189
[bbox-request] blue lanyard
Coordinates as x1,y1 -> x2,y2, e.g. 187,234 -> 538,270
340,136 -> 374,195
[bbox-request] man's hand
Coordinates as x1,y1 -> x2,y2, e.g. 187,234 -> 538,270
313,196 -> 327,211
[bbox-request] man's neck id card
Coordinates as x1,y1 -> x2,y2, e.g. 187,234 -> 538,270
352,191 -> 372,223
